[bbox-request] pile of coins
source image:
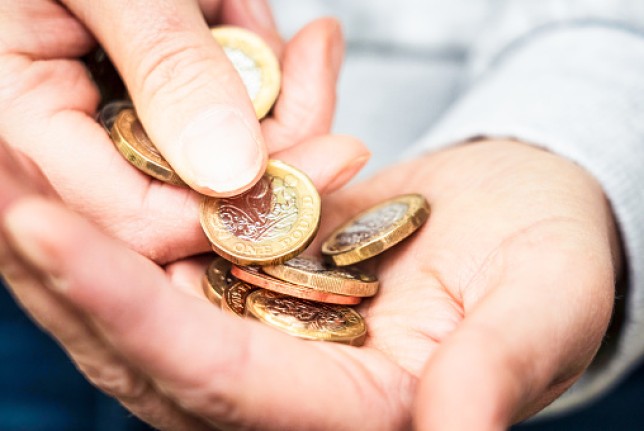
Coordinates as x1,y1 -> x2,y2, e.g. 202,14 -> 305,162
99,26 -> 430,347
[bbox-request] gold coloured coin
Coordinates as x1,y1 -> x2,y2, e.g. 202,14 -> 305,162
211,26 -> 281,119
202,257 -> 233,307
263,256 -> 378,297
245,289 -> 367,346
200,160 -> 321,266
322,194 -> 430,266
98,100 -> 132,133
231,265 -> 362,306
221,280 -> 257,317
110,108 -> 187,186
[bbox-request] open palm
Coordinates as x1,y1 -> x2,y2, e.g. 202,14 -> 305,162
1,139 -> 619,430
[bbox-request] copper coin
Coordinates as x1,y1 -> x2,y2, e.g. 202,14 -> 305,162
200,160 -> 321,266
110,108 -> 187,186
202,257 -> 233,307
263,256 -> 378,297
211,26 -> 281,119
245,289 -> 367,346
221,280 -> 257,317
231,265 -> 361,305
322,194 -> 430,266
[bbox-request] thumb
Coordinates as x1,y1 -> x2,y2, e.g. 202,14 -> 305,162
64,0 -> 268,196
414,229 -> 615,430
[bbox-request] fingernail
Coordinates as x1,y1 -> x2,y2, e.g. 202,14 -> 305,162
181,108 -> 265,195
323,154 -> 370,194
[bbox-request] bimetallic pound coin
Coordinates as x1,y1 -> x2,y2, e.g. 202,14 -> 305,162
200,160 -> 321,266
245,290 -> 367,346
202,257 -> 233,307
211,26 -> 281,119
263,256 -> 378,297
231,265 -> 361,306
221,280 -> 257,317
110,109 -> 187,186
322,194 -> 430,266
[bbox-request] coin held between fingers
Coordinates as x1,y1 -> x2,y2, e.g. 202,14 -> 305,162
200,160 -> 321,266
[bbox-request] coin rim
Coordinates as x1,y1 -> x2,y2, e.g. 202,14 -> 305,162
110,109 -> 187,186
202,257 -> 232,306
211,26 -> 281,120
321,194 -> 430,266
244,289 -> 367,345
263,256 -> 379,297
231,265 -> 361,305
200,160 -> 321,266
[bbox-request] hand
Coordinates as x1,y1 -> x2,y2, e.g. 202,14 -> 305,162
0,139 -> 619,430
0,0 -> 368,262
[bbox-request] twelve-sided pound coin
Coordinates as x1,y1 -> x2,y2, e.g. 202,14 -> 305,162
322,194 -> 430,266
231,265 -> 362,305
245,289 -> 367,346
211,26 -> 281,119
110,108 -> 187,186
200,160 -> 321,266
263,256 -> 378,297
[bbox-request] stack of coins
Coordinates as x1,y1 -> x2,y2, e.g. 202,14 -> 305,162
202,194 -> 429,346
99,26 -> 430,347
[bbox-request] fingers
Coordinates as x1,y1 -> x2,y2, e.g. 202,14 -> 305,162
215,0 -> 283,56
0,151 -> 210,431
2,196 -> 409,430
0,0 -> 95,58
414,223 -> 615,430
262,18 -> 344,153
62,0 -> 267,197
274,134 -> 370,195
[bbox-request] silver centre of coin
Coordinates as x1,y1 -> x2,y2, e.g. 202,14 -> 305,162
224,46 -> 262,101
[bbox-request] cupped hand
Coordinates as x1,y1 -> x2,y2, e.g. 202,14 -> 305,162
0,139 -> 619,430
0,0 -> 368,262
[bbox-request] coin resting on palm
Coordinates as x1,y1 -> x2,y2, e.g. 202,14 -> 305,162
245,289 -> 367,346
263,256 -> 379,297
322,194 -> 430,266
200,160 -> 321,266
231,265 -> 362,306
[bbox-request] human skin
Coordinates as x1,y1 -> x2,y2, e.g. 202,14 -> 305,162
0,138 -> 619,430
0,0 -> 370,263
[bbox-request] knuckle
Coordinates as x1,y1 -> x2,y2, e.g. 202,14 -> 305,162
133,29 -> 210,106
81,360 -> 148,400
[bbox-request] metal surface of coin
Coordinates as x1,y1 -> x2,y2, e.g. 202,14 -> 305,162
263,256 -> 378,297
211,26 -> 281,119
245,290 -> 367,346
98,100 -> 133,133
231,265 -> 361,305
200,160 -> 321,266
110,109 -> 187,186
322,194 -> 430,266
222,281 -> 257,317
202,257 -> 233,306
